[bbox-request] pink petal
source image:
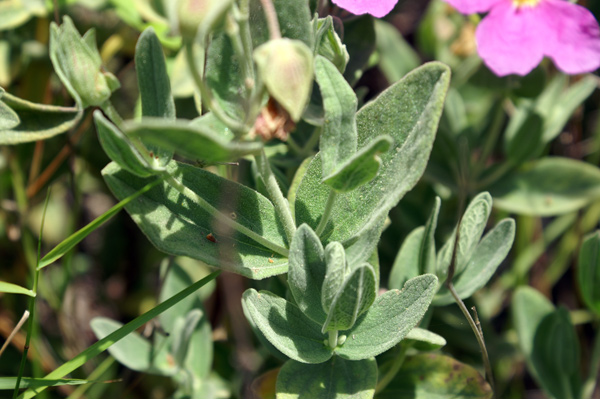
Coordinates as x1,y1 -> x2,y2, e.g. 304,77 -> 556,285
331,0 -> 398,18
443,0 -> 502,14
539,0 -> 600,74
475,3 -> 551,76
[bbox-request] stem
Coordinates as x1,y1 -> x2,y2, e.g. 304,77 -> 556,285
183,39 -> 246,134
583,323 -> 600,399
301,126 -> 322,156
161,169 -> 289,256
13,190 -> 51,398
238,0 -> 254,79
448,284 -> 495,396
254,150 -> 296,242
475,160 -> 514,191
375,344 -> 409,393
315,189 -> 336,237
259,0 -> 281,40
225,10 -> 253,83
328,330 -> 338,348
0,311 -> 30,358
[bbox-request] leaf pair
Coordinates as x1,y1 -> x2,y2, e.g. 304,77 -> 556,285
316,55 -> 392,193
242,224 -> 438,364
389,193 -> 515,306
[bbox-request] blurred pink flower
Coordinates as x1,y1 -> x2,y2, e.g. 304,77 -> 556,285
331,0 -> 398,18
444,0 -> 600,76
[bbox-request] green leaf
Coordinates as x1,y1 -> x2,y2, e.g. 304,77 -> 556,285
50,16 -> 120,108
513,286 -> 554,367
90,317 -> 176,375
503,107 -> 543,164
171,309 -> 203,369
437,192 -> 493,277
388,227 -> 424,290
512,287 -> 581,399
102,161 -> 289,279
314,17 -> 349,73
158,264 -> 213,379
531,309 -> 582,399
39,178 -> 162,269
254,39 -> 314,122
490,157 -> 600,216
276,357 -> 377,399
0,377 -> 92,390
404,328 -> 446,351
434,219 -> 515,306
375,20 -> 420,83
321,242 -> 349,313
135,27 -> 176,164
241,289 -> 333,364
0,2 -> 33,31
323,136 -> 393,193
288,224 -> 328,325
322,263 -> 377,333
18,271 -> 220,399
375,354 -> 493,399
124,118 -> 263,163
94,111 -> 155,177
0,91 -> 81,145
295,62 -> 450,244
537,75 -> 597,143
315,55 -> 358,178
420,197 -> 441,275
0,88 -> 19,129
0,281 -> 35,297
343,16 -> 375,85
135,27 -> 175,119
335,274 -> 438,360
577,231 -> 600,315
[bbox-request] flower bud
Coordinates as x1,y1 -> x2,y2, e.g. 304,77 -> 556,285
49,17 -> 120,108
177,0 -> 233,42
253,38 -> 314,122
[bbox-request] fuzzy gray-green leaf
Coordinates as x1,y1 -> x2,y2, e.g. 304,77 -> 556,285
102,161 -> 288,279
90,317 -> 176,376
376,354 -> 493,399
335,274 -> 437,360
94,111 -> 155,177
321,242 -> 349,313
0,91 -> 81,145
322,263 -> 376,333
276,357 -> 376,399
295,62 -> 450,244
316,55 -> 358,178
241,289 -> 332,364
404,328 -> 446,351
389,227 -> 424,290
434,219 -> 515,306
124,118 -> 263,163
323,135 -> 393,193
288,224 -> 328,325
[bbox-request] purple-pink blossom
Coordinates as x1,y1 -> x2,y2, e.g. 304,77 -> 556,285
331,0 -> 398,18
444,0 -> 600,76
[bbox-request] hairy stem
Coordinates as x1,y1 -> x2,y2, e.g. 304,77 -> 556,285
315,189 -> 337,237
375,344 -> 409,393
328,330 -> 338,348
259,0 -> 281,40
255,150 -> 296,243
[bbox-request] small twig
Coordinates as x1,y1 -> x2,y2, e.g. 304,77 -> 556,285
259,0 -> 281,40
0,311 -> 30,359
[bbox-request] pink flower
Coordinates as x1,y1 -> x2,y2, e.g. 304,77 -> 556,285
331,0 -> 398,18
445,0 -> 600,76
